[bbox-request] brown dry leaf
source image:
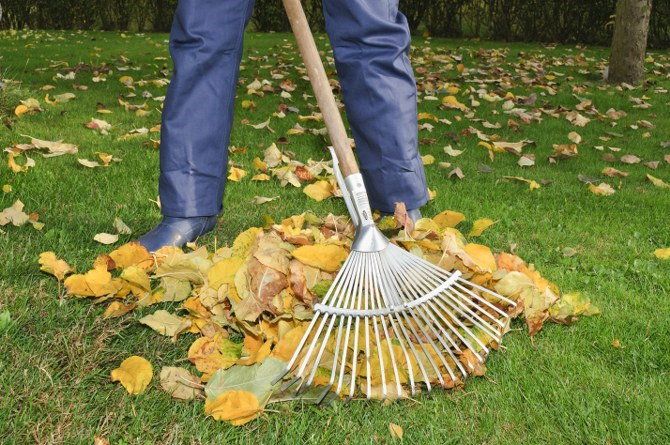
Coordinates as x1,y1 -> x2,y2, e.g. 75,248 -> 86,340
292,244 -> 348,272
620,154 -> 641,164
38,251 -> 72,281
204,390 -> 261,426
449,167 -> 465,180
568,131 -> 582,144
85,118 -> 112,135
21,135 -> 78,156
588,183 -> 615,196
160,366 -> 202,400
602,167 -> 628,178
110,356 -> 153,395
0,200 -> 30,227
393,202 -> 415,233
550,144 -> 578,161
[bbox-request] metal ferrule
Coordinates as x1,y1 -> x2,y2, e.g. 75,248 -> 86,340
344,174 -> 390,253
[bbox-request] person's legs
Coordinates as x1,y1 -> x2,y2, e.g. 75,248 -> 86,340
323,0 -> 428,214
140,0 -> 255,251
160,0 -> 255,217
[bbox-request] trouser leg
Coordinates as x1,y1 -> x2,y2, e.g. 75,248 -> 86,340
323,0 -> 428,213
159,0 -> 255,217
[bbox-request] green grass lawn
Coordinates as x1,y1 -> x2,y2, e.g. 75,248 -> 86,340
1,30 -> 669,444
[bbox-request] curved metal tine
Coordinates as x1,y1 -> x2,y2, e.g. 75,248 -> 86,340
288,254 -> 353,372
453,279 -> 514,320
402,253 -> 496,346
371,252 -> 416,395
408,257 -> 505,339
362,254 -> 374,398
376,252 -> 436,391
393,254 -> 463,381
330,254 -> 363,389
418,257 -> 512,321
370,253 -> 401,398
304,255 -> 362,384
457,276 -> 517,307
300,255 -> 360,380
345,253 -> 368,398
392,254 -> 459,382
394,256 -> 474,375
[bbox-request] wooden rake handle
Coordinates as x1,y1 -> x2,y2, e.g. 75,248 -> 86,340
282,0 -> 360,177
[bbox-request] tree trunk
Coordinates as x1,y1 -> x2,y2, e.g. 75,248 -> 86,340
608,0 -> 652,84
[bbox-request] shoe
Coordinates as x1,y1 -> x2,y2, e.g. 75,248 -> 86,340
138,215 -> 218,252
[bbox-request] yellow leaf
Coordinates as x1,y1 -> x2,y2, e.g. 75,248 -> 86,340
421,154 -> 435,165
442,95 -> 467,111
251,173 -> 271,181
103,301 -> 136,318
14,104 -> 30,116
468,218 -> 497,237
232,227 -> 262,258
271,324 -> 307,362
433,210 -> 466,229
204,390 -> 261,426
389,423 -> 404,440
38,251 -> 72,281
292,244 -> 348,272
188,334 -> 242,375
463,244 -> 497,273
303,180 -> 334,202
647,174 -> 670,189
654,248 -> 670,260
109,242 -> 154,270
120,265 -> 151,291
227,166 -> 247,182
110,356 -> 153,395
208,256 -> 245,290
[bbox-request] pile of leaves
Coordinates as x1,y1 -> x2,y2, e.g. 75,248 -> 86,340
40,209 -> 599,426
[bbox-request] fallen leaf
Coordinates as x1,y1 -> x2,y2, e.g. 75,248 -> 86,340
94,232 -> 119,245
292,244 -> 348,272
620,154 -> 641,164
252,196 -> 279,205
303,180 -> 334,202
654,248 -> 670,260
204,390 -> 261,426
110,356 -> 153,395
389,423 -> 404,440
588,183 -> 615,196
140,310 -> 191,338
646,174 -> 670,189
38,252 -> 72,281
160,366 -> 202,400
469,218 -> 497,237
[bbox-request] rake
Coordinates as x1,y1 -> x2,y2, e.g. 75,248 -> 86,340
278,0 -> 516,400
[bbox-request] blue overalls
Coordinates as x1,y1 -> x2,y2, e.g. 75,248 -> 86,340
158,0 -> 428,217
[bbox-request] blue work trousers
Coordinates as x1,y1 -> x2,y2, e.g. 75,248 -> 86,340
159,0 -> 428,216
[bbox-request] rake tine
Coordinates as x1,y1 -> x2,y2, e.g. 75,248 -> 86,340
370,253 -> 401,398
376,253 -> 436,391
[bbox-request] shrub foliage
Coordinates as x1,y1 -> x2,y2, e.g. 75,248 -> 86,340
0,0 -> 668,47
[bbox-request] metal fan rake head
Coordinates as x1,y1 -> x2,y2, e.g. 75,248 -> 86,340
273,151 -> 517,401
